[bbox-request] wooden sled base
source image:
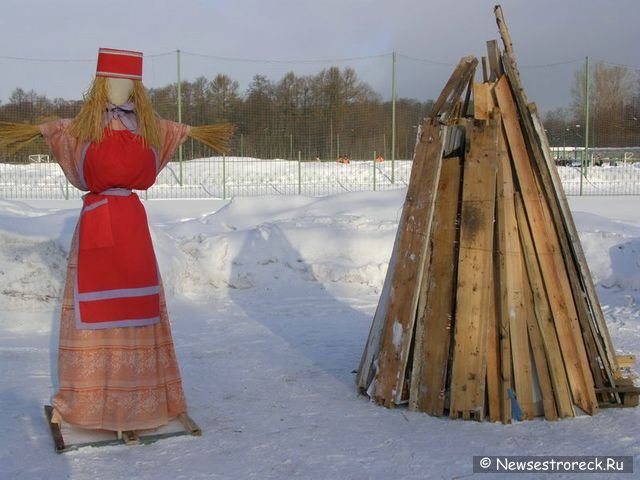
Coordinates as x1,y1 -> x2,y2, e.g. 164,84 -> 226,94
44,405 -> 201,454
597,377 -> 640,409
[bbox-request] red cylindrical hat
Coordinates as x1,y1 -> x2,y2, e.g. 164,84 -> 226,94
96,48 -> 143,80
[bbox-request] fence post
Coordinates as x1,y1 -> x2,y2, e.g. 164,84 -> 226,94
177,49 -> 183,186
391,51 -> 396,184
584,55 -> 591,178
240,133 -> 244,158
373,150 -> 377,192
65,178 -> 69,200
580,55 -> 590,196
330,120 -> 334,161
383,133 -> 387,161
298,150 -> 302,195
222,154 -> 226,200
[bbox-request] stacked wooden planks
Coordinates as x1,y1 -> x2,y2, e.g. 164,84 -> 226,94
356,5 -> 638,423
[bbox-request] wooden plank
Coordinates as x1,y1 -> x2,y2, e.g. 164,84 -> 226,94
450,101 -> 463,120
44,405 -> 66,453
517,216 -> 559,421
486,40 -> 503,81
356,223 -> 402,391
505,196 -> 534,420
430,56 -> 478,120
616,355 -> 636,368
494,114 -> 519,423
486,254 -> 501,422
524,119 -> 610,400
528,104 -> 621,385
462,75 -> 474,117
536,178 -> 608,400
371,119 -> 447,407
525,96 -> 612,403
600,395 -> 639,408
597,377 -> 640,407
448,119 -> 498,420
515,194 -> 575,418
493,121 -> 513,424
494,7 -> 516,69
622,392 -> 639,407
494,118 -> 534,420
177,413 -> 202,436
524,292 -> 558,420
494,75 -> 598,414
597,386 -> 640,394
409,156 -> 462,415
473,83 -> 494,120
474,83 -> 500,422
121,430 -> 140,445
45,405 -> 122,453
481,57 -> 489,83
494,5 -> 618,403
451,64 -> 477,119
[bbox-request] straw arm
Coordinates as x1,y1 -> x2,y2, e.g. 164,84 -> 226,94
0,122 -> 43,154
186,123 -> 236,154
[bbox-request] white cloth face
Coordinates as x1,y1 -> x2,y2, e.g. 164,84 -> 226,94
106,78 -> 134,106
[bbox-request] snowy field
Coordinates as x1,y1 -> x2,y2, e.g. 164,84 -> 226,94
1,190 -> 640,479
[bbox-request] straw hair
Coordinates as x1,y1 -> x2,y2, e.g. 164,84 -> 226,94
131,80 -> 161,147
0,122 -> 42,154
68,77 -> 161,147
188,123 -> 236,153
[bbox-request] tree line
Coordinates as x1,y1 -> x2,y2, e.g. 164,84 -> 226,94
0,67 -> 432,161
1,62 -> 637,163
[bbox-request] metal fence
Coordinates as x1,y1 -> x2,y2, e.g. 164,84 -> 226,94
4,153 -> 640,200
1,51 -> 639,199
550,146 -> 640,196
0,156 -> 412,200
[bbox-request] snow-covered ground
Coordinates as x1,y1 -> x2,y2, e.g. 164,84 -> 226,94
1,191 -> 639,479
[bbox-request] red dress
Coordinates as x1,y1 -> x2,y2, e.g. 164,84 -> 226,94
76,130 -> 162,329
40,119 -> 189,431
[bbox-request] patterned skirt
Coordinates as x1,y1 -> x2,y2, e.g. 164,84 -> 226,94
52,229 -> 187,431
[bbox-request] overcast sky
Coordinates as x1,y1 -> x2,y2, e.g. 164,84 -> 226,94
0,0 -> 638,111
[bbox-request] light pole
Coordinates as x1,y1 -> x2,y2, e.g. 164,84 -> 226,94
574,123 -> 585,195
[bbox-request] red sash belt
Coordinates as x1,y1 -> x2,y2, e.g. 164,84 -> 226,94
75,188 -> 161,329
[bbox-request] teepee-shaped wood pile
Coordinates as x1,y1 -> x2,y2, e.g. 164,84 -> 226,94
356,6 -> 638,423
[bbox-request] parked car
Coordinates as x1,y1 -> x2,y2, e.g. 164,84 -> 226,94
555,159 -> 581,167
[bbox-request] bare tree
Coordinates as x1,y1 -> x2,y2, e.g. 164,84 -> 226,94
571,61 -> 635,146
208,74 -> 240,121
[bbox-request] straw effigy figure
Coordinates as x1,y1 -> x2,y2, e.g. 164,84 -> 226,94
0,48 -> 234,433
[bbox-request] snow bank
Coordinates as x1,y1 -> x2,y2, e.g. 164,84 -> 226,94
154,191 -> 403,296
573,208 -> 640,291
